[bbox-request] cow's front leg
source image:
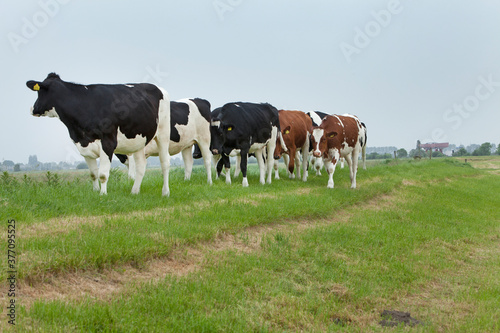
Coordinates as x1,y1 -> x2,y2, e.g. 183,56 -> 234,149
220,154 -> 231,184
314,157 -> 323,176
131,149 -> 147,194
288,149 -> 297,179
234,155 -> 241,178
84,157 -> 100,191
214,155 -> 223,179
240,148 -> 249,187
273,159 -> 280,180
283,154 -> 291,178
324,158 -> 337,189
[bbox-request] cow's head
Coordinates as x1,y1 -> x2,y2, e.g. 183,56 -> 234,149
274,126 -> 290,159
219,122 -> 240,155
26,73 -> 62,118
311,127 -> 337,158
209,119 -> 225,155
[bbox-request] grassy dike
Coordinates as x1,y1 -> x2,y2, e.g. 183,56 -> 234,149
1,158 -> 499,332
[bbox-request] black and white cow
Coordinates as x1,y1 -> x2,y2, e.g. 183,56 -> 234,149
119,98 -> 213,184
210,102 -> 279,187
26,73 -> 171,196
192,107 -> 247,183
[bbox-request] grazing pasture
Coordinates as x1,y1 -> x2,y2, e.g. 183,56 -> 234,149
1,158 -> 499,332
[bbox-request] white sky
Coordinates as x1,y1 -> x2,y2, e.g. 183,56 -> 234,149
1,0 -> 499,163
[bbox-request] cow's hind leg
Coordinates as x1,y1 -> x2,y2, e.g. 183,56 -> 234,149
344,153 -> 355,189
301,135 -> 310,181
266,126 -> 278,184
350,149 -> 360,189
156,135 -> 171,197
197,141 -> 213,185
255,148 -> 266,185
181,147 -> 194,181
127,154 -> 136,180
97,153 -> 112,195
84,157 -> 100,191
156,90 -> 171,197
294,150 -> 301,180
130,149 -> 147,194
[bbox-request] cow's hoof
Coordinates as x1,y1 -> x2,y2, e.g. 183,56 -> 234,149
242,178 -> 249,187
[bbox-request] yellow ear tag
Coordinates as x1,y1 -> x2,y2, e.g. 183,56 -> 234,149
33,83 -> 40,91
227,126 -> 232,131
284,130 -> 290,134
329,133 -> 336,138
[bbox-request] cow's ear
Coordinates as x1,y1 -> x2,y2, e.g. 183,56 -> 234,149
283,126 -> 291,135
326,131 -> 338,138
26,80 -> 45,91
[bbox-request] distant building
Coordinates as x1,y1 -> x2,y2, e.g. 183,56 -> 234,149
419,142 -> 449,153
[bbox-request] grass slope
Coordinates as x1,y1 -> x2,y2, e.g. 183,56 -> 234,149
1,158 -> 499,332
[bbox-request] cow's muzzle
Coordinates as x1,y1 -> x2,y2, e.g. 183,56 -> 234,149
313,151 -> 321,158
212,149 -> 219,155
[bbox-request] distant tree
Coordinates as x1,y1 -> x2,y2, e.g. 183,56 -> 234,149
466,144 -> 480,154
397,148 -> 408,158
414,140 -> 423,157
472,142 -> 492,156
76,162 -> 88,170
496,144 -> 500,155
453,147 -> 469,157
14,164 -> 21,172
432,151 -> 445,158
3,160 -> 14,167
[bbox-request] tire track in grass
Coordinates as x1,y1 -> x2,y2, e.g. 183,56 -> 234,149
11,185 -> 404,309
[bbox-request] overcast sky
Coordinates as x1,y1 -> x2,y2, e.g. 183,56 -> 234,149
1,0 -> 499,163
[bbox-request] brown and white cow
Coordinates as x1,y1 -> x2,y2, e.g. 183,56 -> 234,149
311,114 -> 367,189
274,110 -> 313,181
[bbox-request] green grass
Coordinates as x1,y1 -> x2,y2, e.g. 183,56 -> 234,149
1,158 -> 499,332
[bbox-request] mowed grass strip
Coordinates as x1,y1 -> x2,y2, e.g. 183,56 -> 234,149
17,160 -> 500,332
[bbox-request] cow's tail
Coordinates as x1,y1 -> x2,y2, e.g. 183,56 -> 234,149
361,122 -> 367,170
278,130 -> 287,153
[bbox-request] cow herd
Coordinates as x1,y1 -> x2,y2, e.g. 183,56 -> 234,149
26,73 -> 367,196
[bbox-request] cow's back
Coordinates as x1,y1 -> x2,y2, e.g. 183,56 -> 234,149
220,102 -> 279,144
103,83 -> 163,145
279,110 -> 312,147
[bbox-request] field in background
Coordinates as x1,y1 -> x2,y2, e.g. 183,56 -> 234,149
1,157 -> 499,332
